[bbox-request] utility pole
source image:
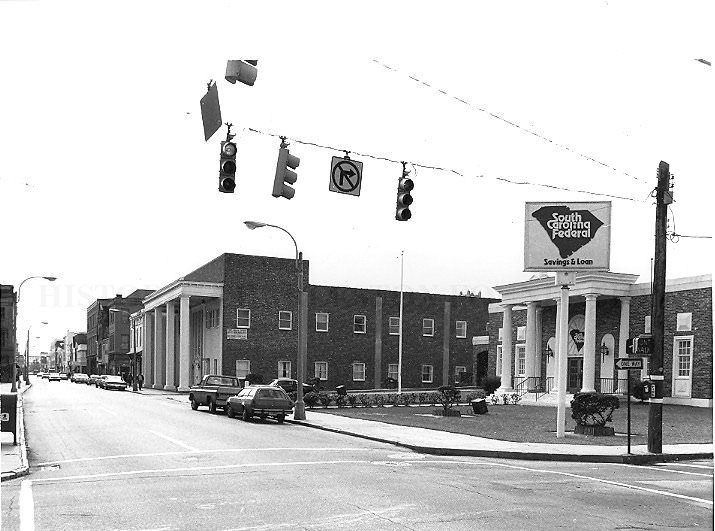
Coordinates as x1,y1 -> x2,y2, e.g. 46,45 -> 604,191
649,160 -> 670,453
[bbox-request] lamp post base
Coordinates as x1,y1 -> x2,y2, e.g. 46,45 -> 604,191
294,400 -> 306,420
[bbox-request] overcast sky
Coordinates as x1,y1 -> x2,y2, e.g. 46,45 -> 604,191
1,1 -> 712,352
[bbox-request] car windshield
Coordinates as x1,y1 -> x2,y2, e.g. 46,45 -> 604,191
258,388 -> 288,399
106,376 -> 124,382
206,377 -> 236,386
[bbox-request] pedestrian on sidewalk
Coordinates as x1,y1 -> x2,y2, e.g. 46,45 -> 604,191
137,373 -> 144,390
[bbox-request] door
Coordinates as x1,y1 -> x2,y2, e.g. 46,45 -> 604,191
567,358 -> 583,393
672,336 -> 693,398
475,351 -> 488,386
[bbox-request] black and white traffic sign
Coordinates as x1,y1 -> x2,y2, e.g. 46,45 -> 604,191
329,156 -> 363,196
615,358 -> 643,370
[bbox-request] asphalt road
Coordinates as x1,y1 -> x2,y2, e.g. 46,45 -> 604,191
1,377 -> 712,530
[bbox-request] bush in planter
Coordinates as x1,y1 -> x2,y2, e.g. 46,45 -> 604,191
303,391 -> 320,409
334,393 -> 347,408
373,394 -> 386,407
358,394 -> 372,407
318,393 -> 332,408
481,376 -> 501,396
570,392 -> 620,435
435,385 -> 461,415
347,394 -> 358,407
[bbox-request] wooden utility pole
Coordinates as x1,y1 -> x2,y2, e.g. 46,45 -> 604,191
648,160 -> 670,453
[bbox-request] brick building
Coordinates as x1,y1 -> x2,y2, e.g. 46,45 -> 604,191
0,285 -> 17,383
488,273 -> 712,407
140,253 -> 496,392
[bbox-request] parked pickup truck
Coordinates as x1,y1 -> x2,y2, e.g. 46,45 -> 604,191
189,375 -> 243,413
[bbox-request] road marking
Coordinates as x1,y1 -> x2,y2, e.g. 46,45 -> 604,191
29,460 -> 369,483
35,447 -> 380,466
19,479 -> 34,531
612,463 -> 714,478
148,430 -> 199,452
98,407 -> 118,417
658,463 -> 714,470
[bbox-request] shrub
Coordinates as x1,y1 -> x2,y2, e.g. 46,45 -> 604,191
334,393 -> 347,408
429,391 -> 440,406
245,373 -> 264,385
308,377 -> 322,392
437,385 -> 461,414
303,391 -> 320,408
347,394 -> 358,407
482,376 -> 501,396
373,394 -> 386,407
388,393 -> 402,407
318,393 -> 332,408
358,394 -> 372,407
466,390 -> 486,402
570,392 -> 620,427
417,393 -> 429,405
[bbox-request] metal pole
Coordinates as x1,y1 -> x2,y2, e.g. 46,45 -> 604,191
293,251 -> 306,420
11,292 -> 18,391
556,284 -> 569,438
132,318 -> 138,391
397,251 -> 404,394
627,376 -> 632,454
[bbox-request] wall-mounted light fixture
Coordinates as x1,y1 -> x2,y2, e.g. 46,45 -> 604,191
600,344 -> 609,363
545,346 -> 554,358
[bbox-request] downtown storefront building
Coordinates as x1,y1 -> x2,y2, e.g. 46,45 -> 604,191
487,272 -> 712,407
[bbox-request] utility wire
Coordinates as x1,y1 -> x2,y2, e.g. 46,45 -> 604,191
371,58 -> 647,184
245,126 -> 644,202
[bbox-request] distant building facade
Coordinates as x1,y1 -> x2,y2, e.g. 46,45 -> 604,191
65,331 -> 87,373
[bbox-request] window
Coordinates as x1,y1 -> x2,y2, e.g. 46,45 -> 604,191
496,345 -> 503,376
278,311 -> 292,330
389,317 -> 400,335
517,326 -> 526,341
109,311 -> 114,324
456,321 -> 467,338
213,359 -> 218,374
278,361 -> 291,378
236,309 -> 250,328
206,309 -> 220,329
676,312 -> 692,332
388,364 -> 398,380
353,315 -> 366,334
498,327 -> 503,342
202,358 -> 211,375
421,365 -> 434,383
675,337 -> 692,376
516,344 -> 526,376
316,313 -> 329,332
422,318 -> 434,337
314,361 -> 328,380
644,315 -> 651,334
455,366 -> 467,380
236,359 -> 250,378
352,363 -> 366,381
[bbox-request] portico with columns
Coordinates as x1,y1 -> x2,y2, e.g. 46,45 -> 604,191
491,272 -> 639,397
142,279 -> 223,392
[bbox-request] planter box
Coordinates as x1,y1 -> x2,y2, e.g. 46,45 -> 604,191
574,425 -> 615,436
432,409 -> 461,417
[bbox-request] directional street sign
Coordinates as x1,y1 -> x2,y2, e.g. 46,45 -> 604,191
329,156 -> 363,196
200,82 -> 222,142
615,358 -> 643,370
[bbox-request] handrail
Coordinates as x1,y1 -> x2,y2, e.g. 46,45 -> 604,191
535,377 -> 554,401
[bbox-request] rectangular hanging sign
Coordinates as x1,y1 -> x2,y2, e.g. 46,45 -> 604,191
524,201 -> 611,271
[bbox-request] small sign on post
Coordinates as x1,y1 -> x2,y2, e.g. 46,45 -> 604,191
615,358 -> 643,370
329,156 -> 363,196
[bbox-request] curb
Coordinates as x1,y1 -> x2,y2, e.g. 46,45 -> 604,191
286,418 -> 713,465
1,384 -> 31,482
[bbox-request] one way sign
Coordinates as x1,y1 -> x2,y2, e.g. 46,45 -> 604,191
615,358 -> 643,370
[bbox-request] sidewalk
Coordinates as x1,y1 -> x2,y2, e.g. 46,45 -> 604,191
1,381 -> 31,481
287,410 -> 713,464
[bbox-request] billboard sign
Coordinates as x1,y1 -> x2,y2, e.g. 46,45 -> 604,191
524,201 -> 611,271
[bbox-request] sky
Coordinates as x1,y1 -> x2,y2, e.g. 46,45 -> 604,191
1,1 -> 712,354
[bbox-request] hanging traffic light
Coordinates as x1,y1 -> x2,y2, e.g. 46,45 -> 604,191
395,163 -> 414,221
272,139 -> 299,199
219,139 -> 237,193
225,60 -> 258,86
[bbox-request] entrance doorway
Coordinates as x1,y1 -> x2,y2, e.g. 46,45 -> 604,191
567,358 -> 583,393
475,351 -> 489,386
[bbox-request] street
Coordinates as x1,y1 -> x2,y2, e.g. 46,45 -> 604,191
1,378 -> 712,530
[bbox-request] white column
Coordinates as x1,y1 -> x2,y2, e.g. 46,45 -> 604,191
143,312 -> 153,387
556,286 -> 570,438
164,301 -> 176,391
535,306 -> 543,383
498,304 -> 514,392
178,295 -> 191,392
525,302 -> 538,384
552,297 -> 561,393
617,297 -> 631,393
581,294 -> 598,393
153,308 -> 165,389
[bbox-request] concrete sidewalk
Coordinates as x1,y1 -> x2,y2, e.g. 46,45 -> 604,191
1,381 -> 31,481
287,410 -> 713,464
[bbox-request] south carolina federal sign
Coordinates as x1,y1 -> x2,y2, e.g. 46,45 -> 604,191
524,201 -> 611,271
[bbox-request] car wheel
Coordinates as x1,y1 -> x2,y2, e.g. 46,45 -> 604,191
226,404 -> 235,418
190,398 -> 199,410
277,414 -> 285,424
208,398 -> 216,414
260,414 -> 267,421
242,407 -> 251,422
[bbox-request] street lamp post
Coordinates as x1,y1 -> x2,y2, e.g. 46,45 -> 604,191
25,322 -> 48,382
14,276 -> 56,392
109,308 -> 138,391
244,220 -> 307,420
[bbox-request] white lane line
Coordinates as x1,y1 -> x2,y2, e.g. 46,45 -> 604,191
36,447 -> 379,466
19,479 -> 34,531
659,463 -> 714,470
148,430 -> 199,452
612,463 -> 713,478
418,459 -> 714,507
98,407 -> 118,417
30,459 -> 369,483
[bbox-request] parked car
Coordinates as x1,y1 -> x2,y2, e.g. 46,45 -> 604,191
60,373 -> 69,380
189,375 -> 243,414
226,385 -> 294,423
36,372 -> 45,378
96,375 -> 109,388
87,374 -> 100,385
73,373 -> 89,384
48,372 -> 61,382
103,375 -> 127,391
268,378 -> 314,398
41,372 -> 51,379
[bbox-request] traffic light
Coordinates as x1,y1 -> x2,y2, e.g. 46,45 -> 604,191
219,140 -> 237,193
395,164 -> 414,221
272,142 -> 299,199
225,60 -> 258,86
625,338 -> 634,355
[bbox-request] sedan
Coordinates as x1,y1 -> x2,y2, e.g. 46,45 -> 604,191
226,385 -> 293,423
103,375 -> 127,391
48,372 -> 61,382
268,378 -> 314,398
96,375 -> 109,388
87,374 -> 100,386
73,373 -> 89,384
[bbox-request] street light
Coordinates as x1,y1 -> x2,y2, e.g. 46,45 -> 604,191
109,308 -> 138,392
243,220 -> 307,420
25,321 -> 48,382
14,276 -> 56,391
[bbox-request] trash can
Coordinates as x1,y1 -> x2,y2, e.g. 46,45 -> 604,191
471,398 -> 488,415
1,393 -> 18,445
